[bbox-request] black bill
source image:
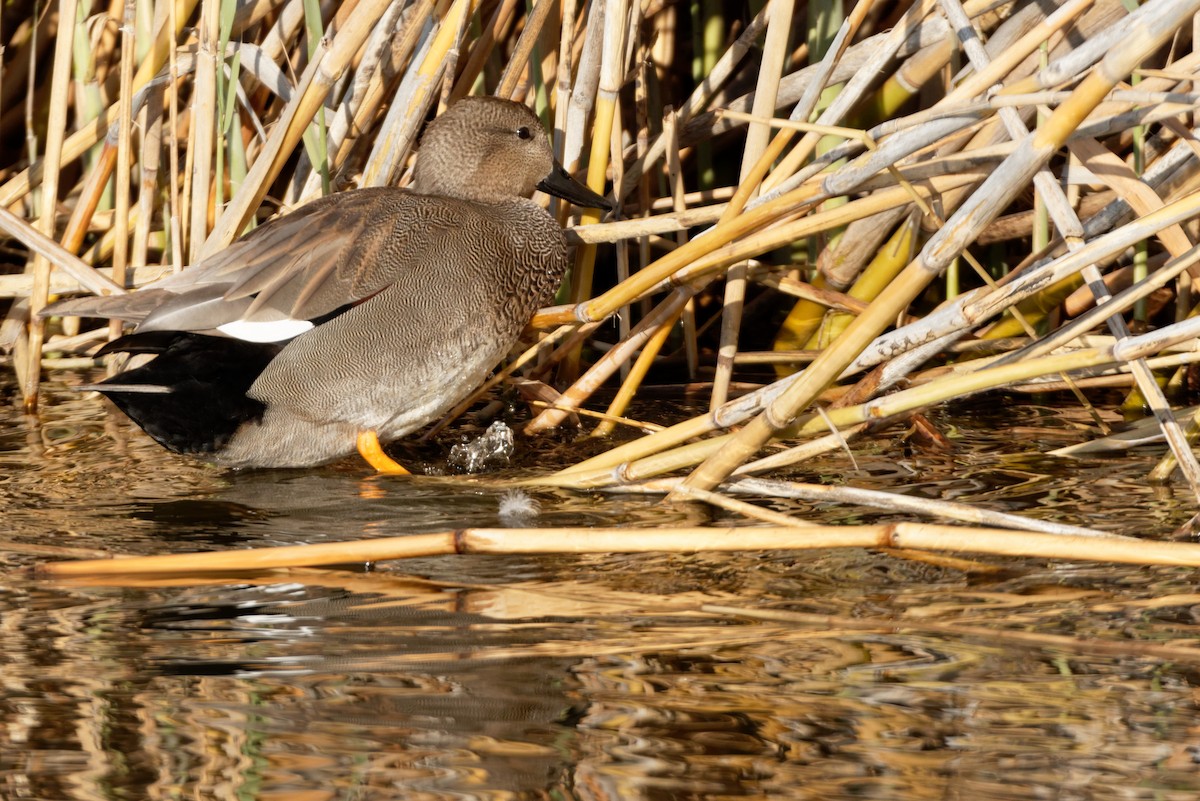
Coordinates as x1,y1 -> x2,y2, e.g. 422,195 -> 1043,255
537,161 -> 612,211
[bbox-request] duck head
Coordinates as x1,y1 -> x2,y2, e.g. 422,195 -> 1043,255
413,96 -> 611,211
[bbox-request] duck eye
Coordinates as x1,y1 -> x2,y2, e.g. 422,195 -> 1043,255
516,126 -> 532,140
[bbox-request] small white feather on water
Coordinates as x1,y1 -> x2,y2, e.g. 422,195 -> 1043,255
499,490 -> 540,525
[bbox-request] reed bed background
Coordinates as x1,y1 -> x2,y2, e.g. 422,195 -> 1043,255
5,0 -> 1200,518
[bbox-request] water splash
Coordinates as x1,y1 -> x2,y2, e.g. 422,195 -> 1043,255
448,421 -> 515,473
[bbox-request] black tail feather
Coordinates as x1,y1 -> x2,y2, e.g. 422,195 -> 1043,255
94,332 -> 283,455
95,330 -> 190,358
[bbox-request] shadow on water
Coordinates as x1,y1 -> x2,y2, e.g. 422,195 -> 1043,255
4,376 -> 1200,799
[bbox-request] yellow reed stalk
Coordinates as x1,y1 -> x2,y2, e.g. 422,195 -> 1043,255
673,173 -> 984,286
537,181 -> 826,329
710,0 -> 795,410
58,141 -> 118,254
111,0 -> 137,340
448,0 -> 519,102
798,348 -> 1134,437
668,484 -> 817,527
495,0 -> 559,99
980,275 -> 1083,340
531,174 -> 975,438
551,412 -> 718,478
1151,403 -> 1200,482
0,211 -> 125,297
536,435 -> 732,489
527,286 -> 695,433
735,424 -> 868,475
947,0 -> 1097,105
803,212 -> 920,349
593,306 -> 682,438
39,524 -> 1200,578
360,0 -> 477,188
24,0 -> 81,411
575,82 -> 619,272
675,0 -> 1199,496
203,0 -> 399,254
550,148 -> 988,331
188,0 -> 220,261
558,0 -> 625,381
166,0 -> 184,271
333,0 -> 437,167
731,0 -> 874,210
664,106 -> 700,379
0,0 -> 199,210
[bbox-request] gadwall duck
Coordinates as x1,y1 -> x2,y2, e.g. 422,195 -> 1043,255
45,96 -> 610,471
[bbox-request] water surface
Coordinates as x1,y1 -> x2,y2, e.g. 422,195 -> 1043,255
4,377 -> 1200,800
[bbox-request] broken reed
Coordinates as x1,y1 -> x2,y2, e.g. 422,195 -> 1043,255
4,0 -> 1200,496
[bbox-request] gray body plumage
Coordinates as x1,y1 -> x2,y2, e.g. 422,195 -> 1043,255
47,97 -> 601,468
218,191 -> 566,467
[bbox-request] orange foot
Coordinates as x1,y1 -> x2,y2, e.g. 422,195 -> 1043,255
356,431 -> 411,474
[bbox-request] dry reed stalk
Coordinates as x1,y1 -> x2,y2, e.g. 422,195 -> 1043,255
361,0 -> 477,188
731,0 -> 876,212
111,0 -> 137,341
805,0 -> 1102,296
0,208 -> 126,297
533,424 -> 864,490
662,476 -> 1114,538
585,103 -> 686,435
188,0 -> 220,261
592,304 -> 679,438
38,522 -> 1200,579
0,0 -> 201,210
526,285 -> 696,432
203,0 -> 395,254
537,181 -> 827,329
588,102 -> 690,436
330,0 -> 436,172
934,0 -> 1200,492
22,0 -> 81,411
558,0 -> 603,184
675,0 -> 1200,497
494,0 -> 557,99
847,165 -> 1200,377
729,422 -> 869,475
801,325 -> 1200,440
449,0 -> 520,103
666,483 -> 819,528
556,0 -> 624,383
541,316 -> 1198,490
710,0 -> 796,410
291,0 -> 411,201
526,398 -> 661,433
529,170 -> 981,435
58,140 -> 119,257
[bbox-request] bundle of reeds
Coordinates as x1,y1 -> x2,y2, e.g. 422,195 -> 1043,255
4,0 -> 1200,505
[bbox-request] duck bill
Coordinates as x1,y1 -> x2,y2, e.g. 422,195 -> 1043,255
537,162 -> 612,211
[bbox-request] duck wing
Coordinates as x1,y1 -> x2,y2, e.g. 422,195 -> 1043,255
214,186 -> 468,323
50,187 -> 469,339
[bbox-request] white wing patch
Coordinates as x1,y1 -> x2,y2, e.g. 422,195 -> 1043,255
218,318 -> 314,342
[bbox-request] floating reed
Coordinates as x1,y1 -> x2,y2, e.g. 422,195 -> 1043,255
37,522 -> 1200,578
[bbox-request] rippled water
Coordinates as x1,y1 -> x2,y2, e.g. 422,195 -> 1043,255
4,376 -> 1200,800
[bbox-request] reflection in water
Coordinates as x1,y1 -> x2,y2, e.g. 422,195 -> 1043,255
3,380 -> 1200,799
6,571 -> 1200,800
